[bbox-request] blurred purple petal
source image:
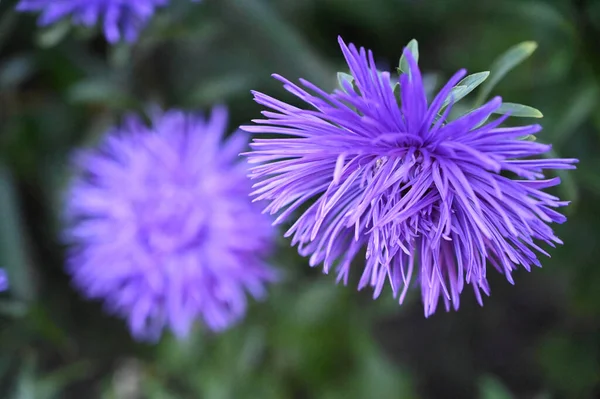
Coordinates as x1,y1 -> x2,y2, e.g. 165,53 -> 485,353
64,107 -> 277,341
16,0 -> 187,43
0,269 -> 8,292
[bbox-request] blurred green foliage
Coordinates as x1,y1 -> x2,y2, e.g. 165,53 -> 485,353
0,0 -> 599,397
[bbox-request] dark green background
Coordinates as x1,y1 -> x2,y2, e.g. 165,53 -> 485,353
0,0 -> 598,397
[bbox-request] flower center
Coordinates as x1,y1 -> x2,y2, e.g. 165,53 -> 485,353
136,183 -> 207,254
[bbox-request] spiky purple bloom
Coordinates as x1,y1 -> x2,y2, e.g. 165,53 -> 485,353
64,107 -> 276,341
244,37 -> 577,316
16,0 -> 169,43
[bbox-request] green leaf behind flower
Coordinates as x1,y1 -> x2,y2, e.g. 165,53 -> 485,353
493,102 -> 544,118
441,71 -> 490,109
398,39 -> 419,74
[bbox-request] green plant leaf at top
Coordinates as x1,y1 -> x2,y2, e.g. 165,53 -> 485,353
493,102 -> 544,118
475,41 -> 538,105
398,39 -> 419,74
441,71 -> 490,109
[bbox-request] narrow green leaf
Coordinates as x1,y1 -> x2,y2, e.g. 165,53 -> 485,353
441,71 -> 490,108
35,20 -> 71,48
391,81 -> 400,98
12,355 -> 36,399
458,71 -> 490,90
476,41 -> 538,105
493,102 -> 543,118
398,39 -> 419,74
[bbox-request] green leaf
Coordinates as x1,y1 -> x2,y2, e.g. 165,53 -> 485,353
35,20 -> 71,48
12,355 -> 36,399
441,71 -> 490,108
398,39 -> 419,74
391,81 -> 400,99
476,41 -> 538,105
493,102 -> 543,118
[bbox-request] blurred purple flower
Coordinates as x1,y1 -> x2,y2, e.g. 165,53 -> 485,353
64,107 -> 277,341
244,37 -> 577,316
0,269 -> 8,291
16,0 -> 169,43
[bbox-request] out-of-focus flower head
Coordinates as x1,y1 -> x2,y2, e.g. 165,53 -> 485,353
64,107 -> 277,341
16,0 -> 171,43
244,37 -> 577,316
0,269 -> 8,292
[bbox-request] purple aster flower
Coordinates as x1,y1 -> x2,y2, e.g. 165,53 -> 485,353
16,0 -> 169,43
64,107 -> 277,341
0,269 -> 8,292
244,37 -> 577,316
